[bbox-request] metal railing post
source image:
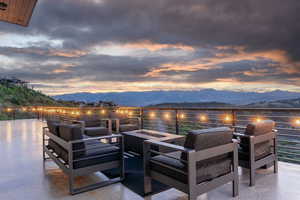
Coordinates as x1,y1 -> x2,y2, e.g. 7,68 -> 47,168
140,107 -> 144,129
232,109 -> 237,127
175,109 -> 179,135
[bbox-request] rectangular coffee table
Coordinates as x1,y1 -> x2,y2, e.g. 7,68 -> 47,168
122,129 -> 184,156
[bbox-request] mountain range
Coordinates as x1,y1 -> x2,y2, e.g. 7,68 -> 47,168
53,89 -> 300,107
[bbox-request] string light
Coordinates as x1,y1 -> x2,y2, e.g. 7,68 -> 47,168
224,115 -> 232,122
179,113 -> 185,119
149,112 -> 156,118
164,113 -> 170,120
200,115 -> 207,122
255,117 -> 262,123
86,110 -> 92,115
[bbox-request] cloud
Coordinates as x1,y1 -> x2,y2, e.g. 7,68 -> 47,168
0,0 -> 300,94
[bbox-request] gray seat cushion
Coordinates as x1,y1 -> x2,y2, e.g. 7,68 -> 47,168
240,120 -> 275,160
84,120 -> 102,128
84,127 -> 110,137
59,124 -> 85,158
60,142 -> 120,169
150,151 -> 231,184
47,120 -> 60,136
46,120 -> 62,155
119,124 -> 139,132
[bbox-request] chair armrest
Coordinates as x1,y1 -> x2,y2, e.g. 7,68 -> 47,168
253,132 -> 276,144
70,134 -> 123,144
72,120 -> 85,125
233,132 -> 252,138
193,141 -> 238,162
144,139 -> 194,153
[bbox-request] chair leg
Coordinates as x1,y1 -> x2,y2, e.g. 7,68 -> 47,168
144,176 -> 152,194
188,192 -> 197,200
274,160 -> 278,174
232,142 -> 239,197
69,174 -> 75,195
233,178 -> 239,197
250,167 -> 255,186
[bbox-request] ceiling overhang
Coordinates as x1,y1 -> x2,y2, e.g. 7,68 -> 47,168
0,0 -> 38,27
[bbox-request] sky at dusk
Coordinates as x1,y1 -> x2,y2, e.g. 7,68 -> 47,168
0,0 -> 300,95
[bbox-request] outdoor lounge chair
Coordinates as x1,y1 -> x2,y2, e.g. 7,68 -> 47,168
234,120 -> 278,186
43,122 -> 124,195
75,119 -> 112,137
143,127 -> 239,200
115,117 -> 141,132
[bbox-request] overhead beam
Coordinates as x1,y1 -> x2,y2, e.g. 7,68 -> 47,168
0,0 -> 38,27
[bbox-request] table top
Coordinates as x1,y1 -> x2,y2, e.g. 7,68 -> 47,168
121,129 -> 184,142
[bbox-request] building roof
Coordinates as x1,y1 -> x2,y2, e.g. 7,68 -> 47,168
0,0 -> 38,27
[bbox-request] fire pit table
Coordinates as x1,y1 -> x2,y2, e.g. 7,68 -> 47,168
121,129 -> 184,156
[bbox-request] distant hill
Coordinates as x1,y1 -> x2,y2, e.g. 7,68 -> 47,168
246,98 -> 300,108
0,83 -> 66,120
149,102 -> 235,108
0,84 -> 60,107
54,89 -> 300,106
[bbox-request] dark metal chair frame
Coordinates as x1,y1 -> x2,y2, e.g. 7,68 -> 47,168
74,119 -> 113,135
233,130 -> 278,186
42,127 -> 124,195
115,117 -> 141,133
143,139 -> 239,200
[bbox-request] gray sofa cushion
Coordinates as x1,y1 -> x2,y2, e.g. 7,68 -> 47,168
181,127 -> 233,161
84,127 -> 110,137
46,120 -> 62,155
47,120 -> 60,136
245,120 -> 275,136
59,124 -> 85,158
60,142 -> 120,169
240,120 -> 275,160
84,120 -> 102,128
151,151 -> 231,184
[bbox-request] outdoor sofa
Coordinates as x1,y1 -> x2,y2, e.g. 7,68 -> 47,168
43,120 -> 124,195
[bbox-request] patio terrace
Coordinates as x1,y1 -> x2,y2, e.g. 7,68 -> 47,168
1,118 -> 300,200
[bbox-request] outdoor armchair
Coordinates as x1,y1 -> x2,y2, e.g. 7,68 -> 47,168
143,127 -> 239,200
74,119 -> 112,137
233,120 -> 278,186
115,117 -> 141,133
43,123 -> 124,195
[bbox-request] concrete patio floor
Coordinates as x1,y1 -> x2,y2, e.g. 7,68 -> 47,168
0,119 -> 300,200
